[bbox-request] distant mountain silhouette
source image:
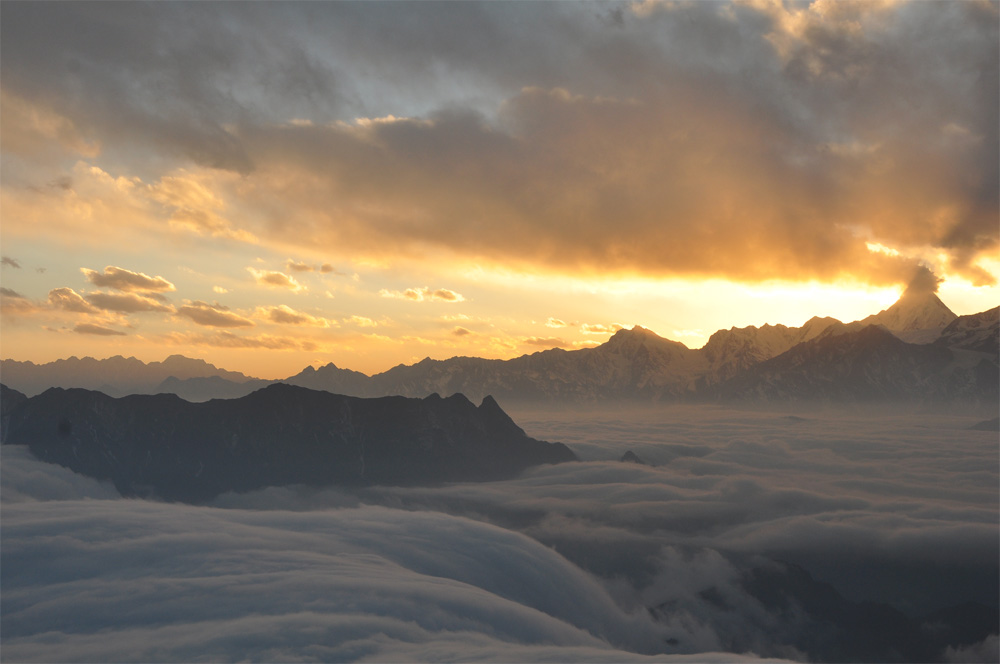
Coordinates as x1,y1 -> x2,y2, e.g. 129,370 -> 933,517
0,354 -> 253,397
3,293 -> 996,406
154,375 -> 273,402
0,384 -> 576,502
285,362 -> 372,394
619,450 -> 647,465
969,416 -> 1000,431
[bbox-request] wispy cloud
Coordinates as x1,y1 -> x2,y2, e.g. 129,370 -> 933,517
73,322 -> 126,336
380,287 -> 464,303
81,266 -> 175,293
176,301 -> 254,328
258,304 -> 334,327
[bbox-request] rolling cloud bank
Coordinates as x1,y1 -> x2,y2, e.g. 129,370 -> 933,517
3,405 -> 997,662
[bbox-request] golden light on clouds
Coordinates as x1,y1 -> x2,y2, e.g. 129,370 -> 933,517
0,1 -> 995,377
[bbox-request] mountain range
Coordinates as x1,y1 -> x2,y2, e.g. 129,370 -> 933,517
2,288 -> 996,406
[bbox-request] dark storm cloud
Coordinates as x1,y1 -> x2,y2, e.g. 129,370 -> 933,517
1,2 -> 995,285
0,2 -> 343,174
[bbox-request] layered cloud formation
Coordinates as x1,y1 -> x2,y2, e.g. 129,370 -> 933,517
3,407 -> 997,662
1,1 -> 996,286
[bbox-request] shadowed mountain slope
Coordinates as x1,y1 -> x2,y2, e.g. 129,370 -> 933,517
714,324 -> 996,403
0,384 -> 576,503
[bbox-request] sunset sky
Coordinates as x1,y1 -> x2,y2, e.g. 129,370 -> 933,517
1,0 -> 997,378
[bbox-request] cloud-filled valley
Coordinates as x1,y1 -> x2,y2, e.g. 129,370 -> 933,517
4,406 -> 997,662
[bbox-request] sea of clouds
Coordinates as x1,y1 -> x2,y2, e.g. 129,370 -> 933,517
2,406 -> 997,662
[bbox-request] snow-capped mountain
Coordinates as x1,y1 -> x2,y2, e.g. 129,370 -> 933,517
935,307 -> 999,357
859,286 -> 958,343
3,292 -> 995,406
700,316 -> 839,383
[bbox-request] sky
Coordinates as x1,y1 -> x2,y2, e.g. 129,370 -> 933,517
1,0 -> 997,379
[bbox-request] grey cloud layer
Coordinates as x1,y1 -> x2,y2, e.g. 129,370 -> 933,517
2,2 -> 995,284
4,407 -> 995,662
350,407 -> 999,614
3,447 -> 779,663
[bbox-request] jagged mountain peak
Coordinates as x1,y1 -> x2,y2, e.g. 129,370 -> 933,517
862,287 -> 957,337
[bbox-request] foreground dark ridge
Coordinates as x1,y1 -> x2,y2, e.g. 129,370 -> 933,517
0,383 -> 577,503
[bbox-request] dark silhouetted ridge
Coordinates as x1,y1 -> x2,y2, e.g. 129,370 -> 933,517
0,383 -> 576,502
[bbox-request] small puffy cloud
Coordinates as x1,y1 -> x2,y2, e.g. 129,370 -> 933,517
546,317 -> 568,328
522,336 -> 569,348
259,305 -> 333,327
430,288 -> 463,302
177,301 -> 254,328
81,266 -> 175,292
248,268 -> 304,292
213,286 -> 228,294
319,263 -> 339,274
451,326 -> 472,337
285,259 -> 313,273
47,288 -> 97,313
73,323 -> 126,336
1,256 -> 21,269
345,315 -> 378,328
380,287 -> 465,302
86,291 -> 173,313
581,323 -> 624,335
